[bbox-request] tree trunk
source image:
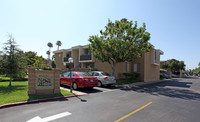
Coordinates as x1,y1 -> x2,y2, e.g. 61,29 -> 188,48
111,62 -> 116,76
9,74 -> 12,87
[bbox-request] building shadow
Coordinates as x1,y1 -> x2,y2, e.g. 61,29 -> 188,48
121,80 -> 200,101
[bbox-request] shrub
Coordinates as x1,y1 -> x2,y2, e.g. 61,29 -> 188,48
122,72 -> 140,79
160,73 -> 164,79
43,66 -> 52,70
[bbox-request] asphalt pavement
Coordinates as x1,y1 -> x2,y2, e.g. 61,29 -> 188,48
0,77 -> 200,122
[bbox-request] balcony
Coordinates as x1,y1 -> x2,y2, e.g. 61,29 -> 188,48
63,57 -> 70,62
80,54 -> 92,61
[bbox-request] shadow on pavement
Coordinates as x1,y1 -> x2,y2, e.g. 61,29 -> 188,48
121,80 -> 200,101
75,96 -> 87,102
182,76 -> 199,79
61,84 -> 118,94
158,79 -> 192,88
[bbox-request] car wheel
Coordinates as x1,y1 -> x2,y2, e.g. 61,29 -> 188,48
98,81 -> 102,87
72,82 -> 78,90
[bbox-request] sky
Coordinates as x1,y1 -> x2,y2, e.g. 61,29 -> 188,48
0,0 -> 200,70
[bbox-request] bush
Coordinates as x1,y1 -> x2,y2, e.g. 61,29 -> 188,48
43,66 -> 52,70
122,72 -> 140,79
160,73 -> 164,79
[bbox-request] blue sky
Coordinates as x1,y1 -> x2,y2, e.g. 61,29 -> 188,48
0,0 -> 200,70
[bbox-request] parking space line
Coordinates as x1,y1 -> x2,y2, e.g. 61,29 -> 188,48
114,102 -> 152,122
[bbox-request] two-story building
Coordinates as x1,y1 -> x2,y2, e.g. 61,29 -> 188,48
53,45 -> 163,81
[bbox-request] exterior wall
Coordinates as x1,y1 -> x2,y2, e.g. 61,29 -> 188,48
72,49 -> 80,68
54,45 -> 162,82
131,56 -> 145,81
94,59 -> 126,79
94,59 -> 112,75
143,49 -> 160,81
55,52 -> 64,70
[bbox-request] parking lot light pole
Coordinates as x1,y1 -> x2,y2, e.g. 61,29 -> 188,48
68,57 -> 73,93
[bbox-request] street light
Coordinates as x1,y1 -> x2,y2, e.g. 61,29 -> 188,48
68,57 -> 73,93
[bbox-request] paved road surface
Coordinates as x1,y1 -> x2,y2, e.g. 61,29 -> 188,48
0,77 -> 200,122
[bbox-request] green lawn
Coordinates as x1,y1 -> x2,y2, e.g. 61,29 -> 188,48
116,79 -> 141,85
0,77 -> 74,105
0,75 -> 10,81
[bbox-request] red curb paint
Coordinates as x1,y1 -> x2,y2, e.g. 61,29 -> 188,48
0,94 -> 88,109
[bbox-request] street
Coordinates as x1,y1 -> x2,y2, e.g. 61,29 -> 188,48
1,77 -> 200,122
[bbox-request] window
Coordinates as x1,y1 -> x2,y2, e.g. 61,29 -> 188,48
101,72 -> 110,76
134,63 -> 140,72
71,73 -> 76,77
84,49 -> 89,55
77,72 -> 90,77
94,73 -> 100,76
66,53 -> 71,58
152,50 -> 160,65
126,62 -> 129,72
63,72 -> 70,77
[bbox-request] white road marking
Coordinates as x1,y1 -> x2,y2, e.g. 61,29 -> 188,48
27,111 -> 72,122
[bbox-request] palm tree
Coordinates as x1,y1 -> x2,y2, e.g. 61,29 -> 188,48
56,40 -> 62,50
46,50 -> 50,64
46,50 -> 50,56
47,42 -> 53,51
47,42 -> 53,65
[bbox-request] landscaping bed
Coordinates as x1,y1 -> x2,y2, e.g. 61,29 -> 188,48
116,79 -> 141,85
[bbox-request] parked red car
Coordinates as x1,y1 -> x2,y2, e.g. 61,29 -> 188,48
60,71 -> 98,90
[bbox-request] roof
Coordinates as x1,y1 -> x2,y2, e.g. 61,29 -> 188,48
53,44 -> 89,54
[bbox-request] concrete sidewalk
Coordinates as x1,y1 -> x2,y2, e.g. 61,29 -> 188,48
116,79 -> 171,88
60,87 -> 88,95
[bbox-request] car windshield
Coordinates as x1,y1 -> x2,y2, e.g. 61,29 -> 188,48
77,72 -> 90,77
101,72 -> 110,76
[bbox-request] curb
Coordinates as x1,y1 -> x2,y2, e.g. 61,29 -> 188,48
0,93 -> 88,109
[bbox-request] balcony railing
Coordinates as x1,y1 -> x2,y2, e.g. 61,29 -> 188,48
80,54 -> 92,61
63,57 -> 70,62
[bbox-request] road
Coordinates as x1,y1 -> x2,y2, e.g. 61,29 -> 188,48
0,77 -> 200,122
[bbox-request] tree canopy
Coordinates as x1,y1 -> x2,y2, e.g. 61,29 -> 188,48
0,35 -> 48,87
88,18 -> 152,76
56,40 -> 62,50
162,59 -> 186,74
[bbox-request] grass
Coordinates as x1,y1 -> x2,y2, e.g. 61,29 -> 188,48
0,75 -> 10,82
0,76 -> 74,105
116,79 -> 141,85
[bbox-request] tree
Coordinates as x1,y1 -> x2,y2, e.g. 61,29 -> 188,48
33,56 -> 45,69
162,59 -> 186,74
56,40 -> 62,50
46,50 -> 50,63
13,50 -> 27,79
51,60 -> 56,68
4,34 -> 17,86
88,18 -> 152,76
47,42 -> 53,65
1,35 -> 28,86
0,54 -> 6,75
25,51 -> 37,66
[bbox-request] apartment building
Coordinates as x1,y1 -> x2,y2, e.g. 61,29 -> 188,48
53,45 -> 163,81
